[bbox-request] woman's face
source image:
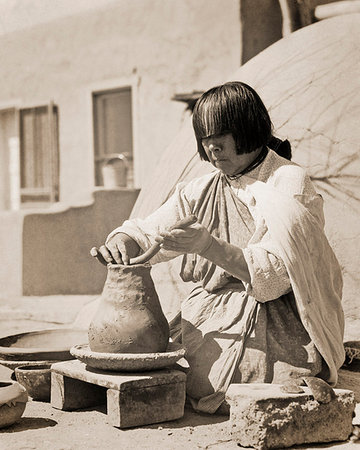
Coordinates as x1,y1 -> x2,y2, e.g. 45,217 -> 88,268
202,133 -> 252,176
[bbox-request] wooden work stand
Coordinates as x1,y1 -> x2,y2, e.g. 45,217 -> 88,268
50,360 -> 186,428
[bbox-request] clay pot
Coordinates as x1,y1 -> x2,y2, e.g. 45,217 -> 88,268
88,263 -> 169,353
0,380 -> 28,429
15,364 -> 51,402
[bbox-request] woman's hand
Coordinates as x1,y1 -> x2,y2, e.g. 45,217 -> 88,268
155,222 -> 212,255
91,232 -> 140,265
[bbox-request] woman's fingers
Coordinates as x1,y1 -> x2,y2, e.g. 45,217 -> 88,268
116,241 -> 129,265
98,244 -> 118,264
159,228 -> 197,239
156,223 -> 212,254
168,229 -> 196,238
155,231 -> 195,252
90,244 -> 127,265
109,245 -> 124,264
90,247 -> 108,266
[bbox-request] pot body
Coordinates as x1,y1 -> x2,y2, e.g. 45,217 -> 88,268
88,264 -> 169,353
15,364 -> 51,402
0,381 -> 28,428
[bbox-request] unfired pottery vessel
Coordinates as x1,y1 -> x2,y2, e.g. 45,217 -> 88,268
15,364 -> 51,402
88,263 -> 169,353
0,380 -> 28,429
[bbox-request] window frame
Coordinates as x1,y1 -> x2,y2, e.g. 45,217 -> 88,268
92,86 -> 134,187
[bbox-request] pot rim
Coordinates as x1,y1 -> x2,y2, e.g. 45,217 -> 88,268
15,364 -> 52,372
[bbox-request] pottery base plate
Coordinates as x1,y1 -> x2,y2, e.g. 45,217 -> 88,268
70,342 -> 186,372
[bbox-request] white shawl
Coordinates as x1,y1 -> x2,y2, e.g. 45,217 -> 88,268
248,181 -> 345,385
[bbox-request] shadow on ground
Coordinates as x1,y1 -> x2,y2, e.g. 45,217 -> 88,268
69,402 -> 229,430
0,417 -> 57,433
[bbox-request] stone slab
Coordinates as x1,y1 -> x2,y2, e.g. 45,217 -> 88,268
226,383 -> 356,450
50,360 -> 186,428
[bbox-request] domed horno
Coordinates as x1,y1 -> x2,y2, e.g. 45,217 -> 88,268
130,14 -> 360,341
88,264 -> 169,353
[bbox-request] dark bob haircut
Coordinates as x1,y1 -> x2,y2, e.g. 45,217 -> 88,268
192,81 -> 273,160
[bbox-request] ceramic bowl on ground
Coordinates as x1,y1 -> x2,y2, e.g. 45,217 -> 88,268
0,328 -> 88,362
70,341 -> 186,372
15,364 -> 51,402
0,380 -> 28,428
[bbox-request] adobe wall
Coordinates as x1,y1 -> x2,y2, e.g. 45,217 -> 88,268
21,188 -> 139,295
0,0 -> 241,204
0,212 -> 24,297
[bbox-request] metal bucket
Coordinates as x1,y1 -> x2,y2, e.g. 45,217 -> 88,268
102,155 -> 128,188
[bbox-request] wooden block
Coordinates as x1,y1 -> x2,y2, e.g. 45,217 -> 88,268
51,360 -> 186,427
51,372 -> 106,410
226,383 -> 356,449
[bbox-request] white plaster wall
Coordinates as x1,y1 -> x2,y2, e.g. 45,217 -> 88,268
0,0 -> 241,204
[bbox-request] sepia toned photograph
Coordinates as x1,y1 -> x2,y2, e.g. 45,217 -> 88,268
0,0 -> 359,448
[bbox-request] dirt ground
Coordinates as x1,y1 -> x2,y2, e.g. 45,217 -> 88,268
0,295 -> 359,450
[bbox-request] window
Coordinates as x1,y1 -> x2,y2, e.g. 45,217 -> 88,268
20,103 -> 59,204
93,87 -> 133,187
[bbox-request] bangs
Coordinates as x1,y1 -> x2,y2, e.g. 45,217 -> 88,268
192,91 -> 235,140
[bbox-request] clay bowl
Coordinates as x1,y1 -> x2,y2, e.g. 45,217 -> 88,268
0,380 -> 28,429
71,341 -> 186,372
15,364 -> 51,402
0,328 -> 88,362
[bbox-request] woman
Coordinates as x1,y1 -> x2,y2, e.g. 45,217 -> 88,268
93,82 -> 345,414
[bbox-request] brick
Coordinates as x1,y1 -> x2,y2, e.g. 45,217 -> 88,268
226,383 -> 356,449
107,381 -> 185,428
51,360 -> 186,428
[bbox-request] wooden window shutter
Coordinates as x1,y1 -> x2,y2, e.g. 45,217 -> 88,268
20,102 -> 59,204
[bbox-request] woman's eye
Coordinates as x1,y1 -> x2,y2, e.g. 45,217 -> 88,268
208,144 -> 222,151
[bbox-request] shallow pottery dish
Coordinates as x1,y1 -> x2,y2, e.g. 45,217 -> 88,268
15,364 -> 51,402
0,359 -> 61,370
0,380 -> 28,429
0,329 -> 88,361
70,341 -> 186,371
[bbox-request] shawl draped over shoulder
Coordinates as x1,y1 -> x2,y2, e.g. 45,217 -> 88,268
247,180 -> 344,385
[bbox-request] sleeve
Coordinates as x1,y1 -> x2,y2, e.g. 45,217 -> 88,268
106,182 -> 193,264
242,164 -> 318,302
242,226 -> 291,302
199,222 -> 291,302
